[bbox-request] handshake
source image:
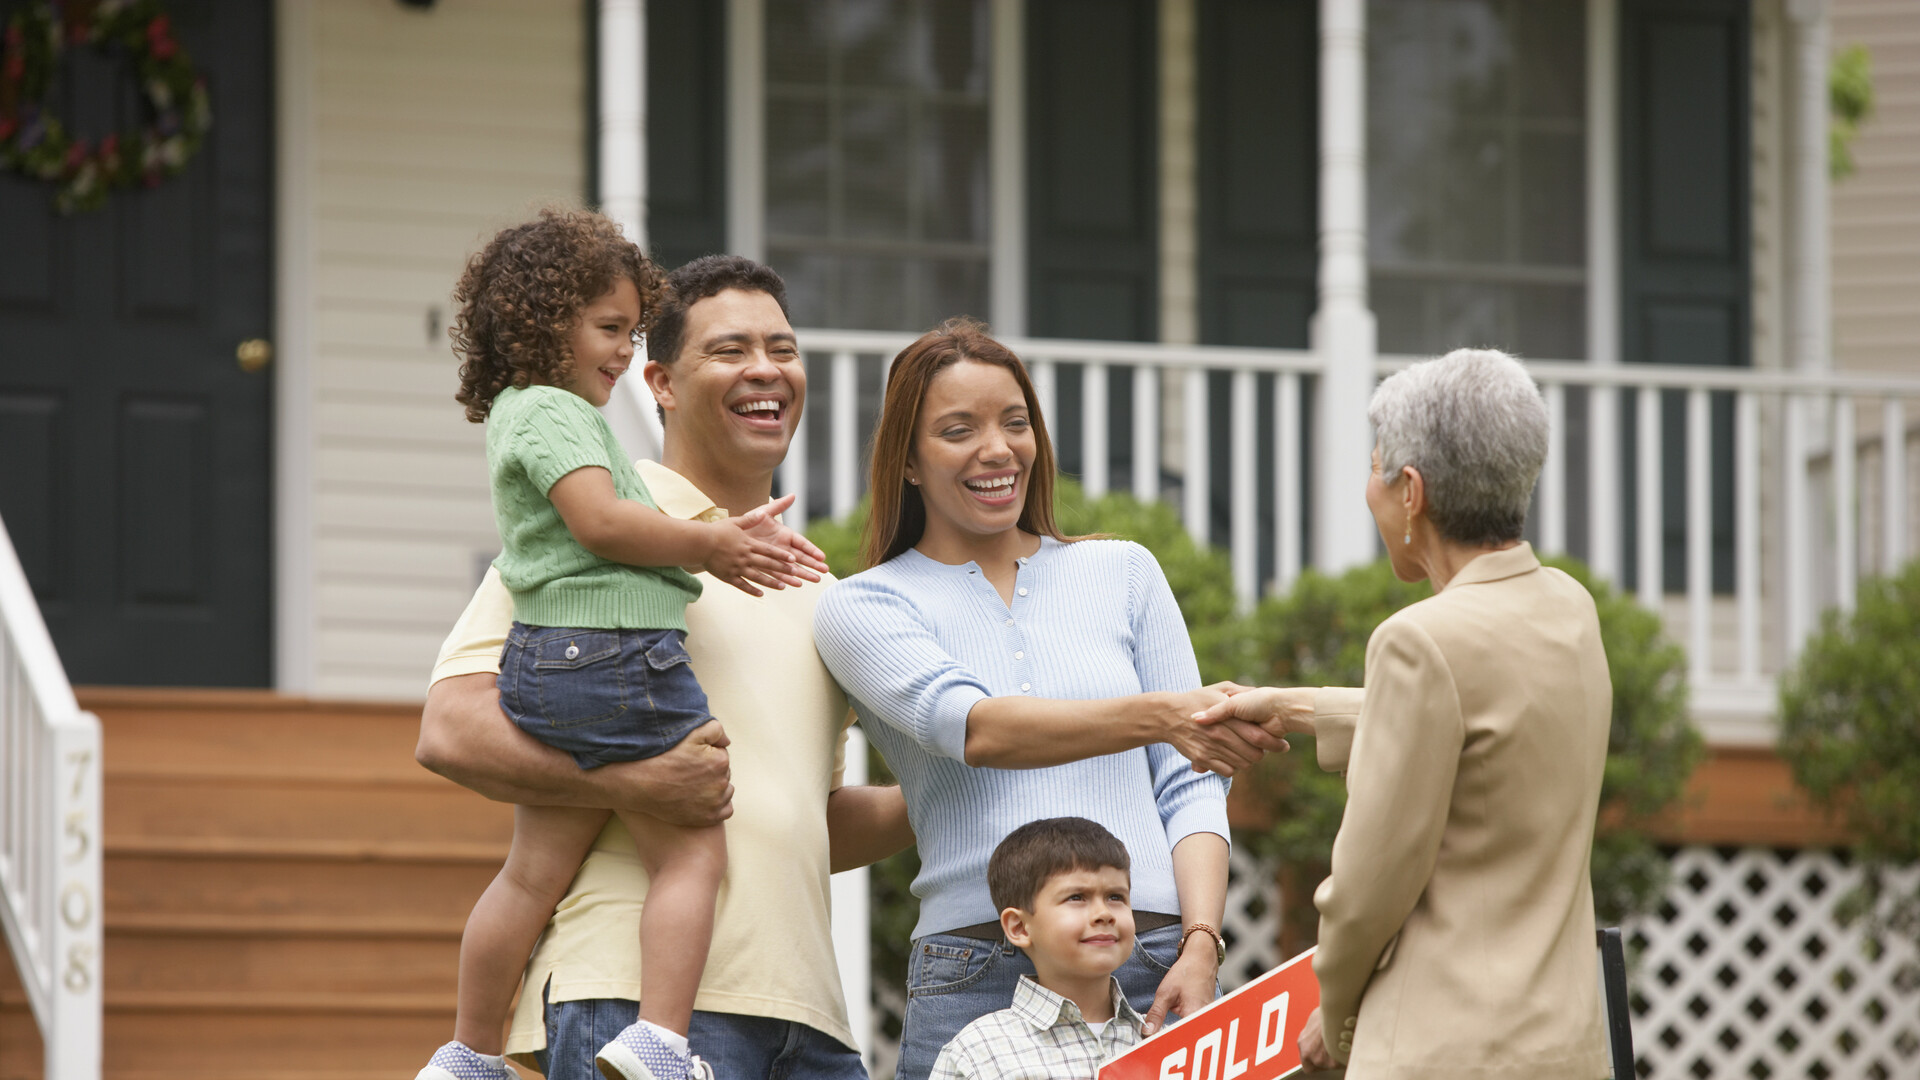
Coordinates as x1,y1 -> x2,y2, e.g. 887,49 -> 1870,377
1160,683 -> 1320,778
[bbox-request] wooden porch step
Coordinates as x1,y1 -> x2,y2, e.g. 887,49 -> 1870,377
3,689 -> 521,1080
106,776 -> 513,848
107,854 -> 494,924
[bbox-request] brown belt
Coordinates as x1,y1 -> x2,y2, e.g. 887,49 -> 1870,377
940,910 -> 1181,942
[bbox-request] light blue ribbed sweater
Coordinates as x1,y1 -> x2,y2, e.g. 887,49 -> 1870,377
812,536 -> 1230,940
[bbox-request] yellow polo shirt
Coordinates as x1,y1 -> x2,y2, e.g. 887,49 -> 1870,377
430,460 -> 855,1058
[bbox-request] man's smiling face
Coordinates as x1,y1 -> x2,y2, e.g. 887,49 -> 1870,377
646,287 -> 806,477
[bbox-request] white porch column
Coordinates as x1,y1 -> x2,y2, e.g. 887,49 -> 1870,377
830,729 -> 875,1066
1786,0 -> 1831,378
597,0 -> 665,463
1783,0 -> 1830,656
599,0 -> 646,246
1311,0 -> 1378,571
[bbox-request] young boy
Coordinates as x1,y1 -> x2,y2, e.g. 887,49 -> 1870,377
930,818 -> 1149,1080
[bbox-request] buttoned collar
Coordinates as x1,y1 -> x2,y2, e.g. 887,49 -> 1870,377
1441,541 -> 1541,591
1009,975 -> 1143,1034
634,459 -> 729,524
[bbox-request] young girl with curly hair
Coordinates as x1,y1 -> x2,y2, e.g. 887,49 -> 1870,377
419,209 -> 827,1080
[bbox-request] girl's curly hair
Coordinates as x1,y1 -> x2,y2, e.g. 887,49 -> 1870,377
451,207 -> 671,423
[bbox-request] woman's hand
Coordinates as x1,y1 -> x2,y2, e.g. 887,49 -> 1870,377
1297,1007 -> 1337,1071
1192,684 -> 1318,740
1155,688 -> 1291,776
1143,929 -> 1222,1036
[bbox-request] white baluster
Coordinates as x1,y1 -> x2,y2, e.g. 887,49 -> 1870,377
1737,392 -> 1761,683
1834,395 -> 1856,612
1275,373 -> 1303,593
1541,383 -> 1567,555
1687,388 -> 1711,686
1886,397 -> 1909,573
1184,368 -> 1209,542
1133,365 -> 1161,502
781,380 -> 810,526
1589,386 -> 1621,585
1231,369 -> 1258,607
831,351 -> 858,521
1784,394 -> 1813,660
1083,363 -> 1109,497
1031,360 -> 1057,434
1637,388 -> 1663,611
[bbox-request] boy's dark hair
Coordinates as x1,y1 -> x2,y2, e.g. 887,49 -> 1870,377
451,207 -> 669,423
988,817 -> 1131,914
648,254 -> 792,370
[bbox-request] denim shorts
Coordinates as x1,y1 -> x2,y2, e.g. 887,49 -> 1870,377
498,622 -> 712,770
893,920 -> 1191,1080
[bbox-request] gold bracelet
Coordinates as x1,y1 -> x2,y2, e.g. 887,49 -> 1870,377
1180,921 -> 1225,967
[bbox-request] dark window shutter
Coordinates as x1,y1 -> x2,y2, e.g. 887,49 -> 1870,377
1619,0 -> 1749,592
1026,0 -> 1159,343
1198,0 -> 1317,349
647,0 -> 729,271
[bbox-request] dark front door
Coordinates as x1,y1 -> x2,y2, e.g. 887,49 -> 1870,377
0,0 -> 272,686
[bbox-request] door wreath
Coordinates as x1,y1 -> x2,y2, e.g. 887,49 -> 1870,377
0,0 -> 211,213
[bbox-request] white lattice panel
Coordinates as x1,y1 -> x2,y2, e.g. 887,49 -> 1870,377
1626,847 -> 1920,1080
1221,845 -> 1283,990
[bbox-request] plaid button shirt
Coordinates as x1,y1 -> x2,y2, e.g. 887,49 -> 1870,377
929,975 -> 1146,1080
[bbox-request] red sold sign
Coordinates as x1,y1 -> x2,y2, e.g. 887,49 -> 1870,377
1098,948 -> 1319,1080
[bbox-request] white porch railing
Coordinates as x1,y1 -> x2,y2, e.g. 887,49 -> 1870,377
0,515 -> 103,1080
783,328 -> 1920,739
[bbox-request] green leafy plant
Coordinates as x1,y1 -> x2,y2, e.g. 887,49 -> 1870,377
1232,555 -> 1702,941
1778,560 -> 1920,963
1831,44 -> 1874,180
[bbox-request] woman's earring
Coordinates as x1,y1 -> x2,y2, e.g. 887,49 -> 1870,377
1404,517 -> 1412,545
907,477 -> 919,486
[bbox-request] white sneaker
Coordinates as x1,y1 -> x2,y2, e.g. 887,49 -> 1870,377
595,1021 -> 714,1080
417,1041 -> 516,1080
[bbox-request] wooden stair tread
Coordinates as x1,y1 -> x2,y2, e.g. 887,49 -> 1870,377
108,854 -> 495,921
107,834 -> 509,862
108,911 -> 468,937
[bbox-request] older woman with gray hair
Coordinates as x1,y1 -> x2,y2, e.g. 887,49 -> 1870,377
1198,348 -> 1614,1078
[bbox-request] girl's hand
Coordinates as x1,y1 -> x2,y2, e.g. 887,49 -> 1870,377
730,494 -> 832,580
703,519 -> 802,596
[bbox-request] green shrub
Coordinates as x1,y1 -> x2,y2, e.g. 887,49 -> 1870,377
1232,555 -> 1702,937
1778,560 -> 1920,957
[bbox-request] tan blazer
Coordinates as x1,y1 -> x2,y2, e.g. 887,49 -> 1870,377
1307,544 -> 1612,1080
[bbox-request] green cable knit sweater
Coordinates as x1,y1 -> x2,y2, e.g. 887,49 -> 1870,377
487,385 -> 701,630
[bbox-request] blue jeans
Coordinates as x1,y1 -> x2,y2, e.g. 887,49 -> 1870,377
893,921 -> 1188,1080
534,986 -> 868,1080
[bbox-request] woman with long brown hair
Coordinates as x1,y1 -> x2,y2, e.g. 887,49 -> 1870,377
812,319 -> 1276,1080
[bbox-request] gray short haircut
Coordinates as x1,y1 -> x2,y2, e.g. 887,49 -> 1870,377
1368,348 -> 1548,545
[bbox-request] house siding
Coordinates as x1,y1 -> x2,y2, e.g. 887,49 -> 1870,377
1833,0 -> 1920,377
306,0 -> 584,699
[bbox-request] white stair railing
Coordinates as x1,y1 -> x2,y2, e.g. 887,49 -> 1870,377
0,514 -> 103,1080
